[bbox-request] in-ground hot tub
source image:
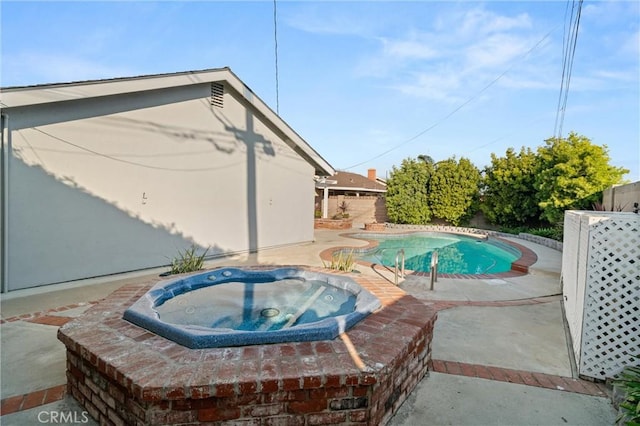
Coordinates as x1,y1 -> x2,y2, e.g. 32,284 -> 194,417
123,267 -> 381,348
58,266 -> 437,425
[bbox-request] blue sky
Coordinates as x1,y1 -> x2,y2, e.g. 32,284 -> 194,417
2,1 -> 639,181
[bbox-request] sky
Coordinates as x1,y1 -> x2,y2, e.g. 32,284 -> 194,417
2,1 -> 639,181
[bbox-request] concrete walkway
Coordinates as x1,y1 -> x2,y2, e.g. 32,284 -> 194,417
0,229 -> 616,425
389,237 -> 614,425
390,372 -> 615,426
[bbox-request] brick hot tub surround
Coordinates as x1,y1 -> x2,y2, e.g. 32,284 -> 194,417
58,267 -> 437,425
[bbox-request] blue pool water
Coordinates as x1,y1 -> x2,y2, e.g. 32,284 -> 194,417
355,233 -> 520,274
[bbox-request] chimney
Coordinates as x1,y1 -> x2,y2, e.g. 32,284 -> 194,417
367,168 -> 377,182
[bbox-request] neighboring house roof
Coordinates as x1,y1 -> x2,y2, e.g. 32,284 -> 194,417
0,67 -> 335,176
375,177 -> 387,186
322,171 -> 387,193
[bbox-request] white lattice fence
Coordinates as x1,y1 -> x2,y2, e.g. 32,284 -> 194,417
562,211 -> 640,381
581,215 -> 639,379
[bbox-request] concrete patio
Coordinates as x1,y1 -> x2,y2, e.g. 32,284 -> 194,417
0,229 -> 616,425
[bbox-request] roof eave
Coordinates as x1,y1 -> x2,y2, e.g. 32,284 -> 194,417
319,186 -> 386,193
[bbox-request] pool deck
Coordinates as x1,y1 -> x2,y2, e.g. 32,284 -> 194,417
0,228 -> 616,425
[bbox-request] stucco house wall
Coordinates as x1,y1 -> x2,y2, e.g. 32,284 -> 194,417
0,68 -> 333,291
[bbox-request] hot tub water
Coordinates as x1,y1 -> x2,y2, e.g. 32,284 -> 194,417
123,267 -> 381,348
155,278 -> 356,331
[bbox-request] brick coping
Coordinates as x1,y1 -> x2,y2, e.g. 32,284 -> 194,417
0,301 -> 99,325
1,292 -> 610,418
321,231 -> 538,279
1,385 -> 67,416
430,360 -> 608,397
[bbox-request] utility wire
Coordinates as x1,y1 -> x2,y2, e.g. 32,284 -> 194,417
273,0 -> 280,114
553,0 -> 583,139
342,24 -> 559,171
467,114 -> 550,154
553,0 -> 573,138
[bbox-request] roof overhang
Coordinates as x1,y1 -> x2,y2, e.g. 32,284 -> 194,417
317,186 -> 386,193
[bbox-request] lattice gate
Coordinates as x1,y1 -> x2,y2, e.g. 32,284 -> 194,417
562,211 -> 639,381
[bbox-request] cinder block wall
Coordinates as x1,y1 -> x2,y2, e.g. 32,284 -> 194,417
602,182 -> 640,212
326,195 -> 387,223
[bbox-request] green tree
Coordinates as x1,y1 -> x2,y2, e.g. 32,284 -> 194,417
534,132 -> 628,223
429,157 -> 481,226
481,147 -> 541,226
385,157 -> 433,224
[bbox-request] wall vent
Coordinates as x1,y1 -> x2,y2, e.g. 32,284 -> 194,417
210,82 -> 224,108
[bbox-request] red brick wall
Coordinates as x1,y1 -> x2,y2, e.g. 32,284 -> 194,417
59,271 -> 436,425
64,329 -> 433,425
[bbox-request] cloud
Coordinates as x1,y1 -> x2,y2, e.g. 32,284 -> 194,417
497,73 -> 556,90
286,2 -> 546,104
283,6 -> 374,37
464,33 -> 534,70
381,39 -> 437,60
582,0 -> 638,23
621,30 -> 640,57
454,9 -> 532,37
2,52 -> 133,86
392,71 -> 464,103
354,6 -> 549,103
593,69 -> 639,84
379,35 -> 440,60
568,70 -> 640,92
569,2 -> 639,92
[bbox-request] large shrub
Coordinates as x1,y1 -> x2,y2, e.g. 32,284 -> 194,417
429,157 -> 481,226
534,132 -> 628,224
481,147 -> 542,226
385,157 -> 433,224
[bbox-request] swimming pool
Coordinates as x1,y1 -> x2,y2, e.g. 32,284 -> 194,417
354,232 -> 521,274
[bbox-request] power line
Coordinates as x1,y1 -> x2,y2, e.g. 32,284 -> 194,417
273,0 -> 280,115
342,24 -> 559,171
553,0 -> 583,139
467,114 -> 550,154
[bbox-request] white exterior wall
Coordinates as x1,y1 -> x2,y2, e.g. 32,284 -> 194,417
4,82 -> 315,290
